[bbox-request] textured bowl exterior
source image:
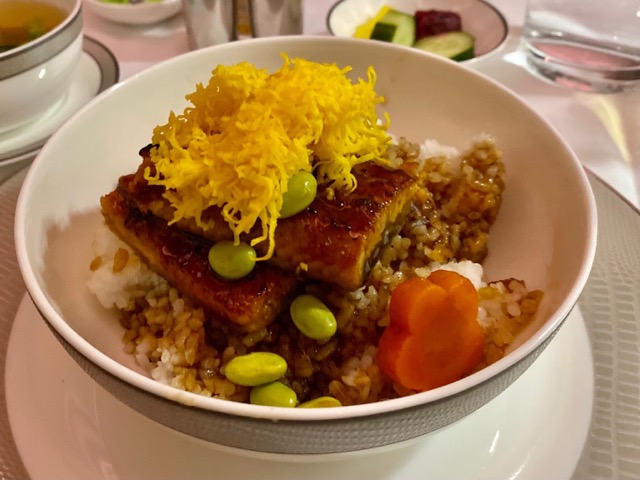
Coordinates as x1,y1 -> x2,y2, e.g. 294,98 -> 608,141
0,0 -> 82,133
43,305 -> 560,454
16,37 -> 597,455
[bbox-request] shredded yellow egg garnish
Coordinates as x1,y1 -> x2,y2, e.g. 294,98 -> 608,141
145,55 -> 390,260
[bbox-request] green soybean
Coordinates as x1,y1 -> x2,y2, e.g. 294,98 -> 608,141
208,241 -> 256,280
280,171 -> 317,218
224,352 -> 287,387
250,381 -> 297,408
298,396 -> 342,408
290,294 -> 337,340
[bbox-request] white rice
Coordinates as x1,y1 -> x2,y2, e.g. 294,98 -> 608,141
87,226 -> 166,311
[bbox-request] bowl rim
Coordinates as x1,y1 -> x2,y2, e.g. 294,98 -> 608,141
85,0 -> 182,25
325,0 -> 509,62
85,0 -> 181,10
0,0 -> 83,81
15,35 -> 598,423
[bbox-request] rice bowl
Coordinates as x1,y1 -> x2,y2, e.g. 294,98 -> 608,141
15,36 -> 597,455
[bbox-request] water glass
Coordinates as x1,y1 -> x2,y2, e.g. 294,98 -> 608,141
521,0 -> 640,93
248,0 -> 302,38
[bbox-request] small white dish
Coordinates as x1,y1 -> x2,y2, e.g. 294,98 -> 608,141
0,37 -> 119,166
85,0 -> 182,26
327,0 -> 509,62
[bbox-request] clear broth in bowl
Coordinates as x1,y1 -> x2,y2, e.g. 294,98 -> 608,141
0,1 -> 67,53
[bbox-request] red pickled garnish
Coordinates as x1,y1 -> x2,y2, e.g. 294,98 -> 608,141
414,10 -> 462,39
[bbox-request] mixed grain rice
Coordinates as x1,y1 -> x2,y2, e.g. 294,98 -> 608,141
88,136 -> 542,406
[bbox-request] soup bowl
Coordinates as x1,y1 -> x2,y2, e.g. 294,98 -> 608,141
15,36 -> 597,456
0,0 -> 82,134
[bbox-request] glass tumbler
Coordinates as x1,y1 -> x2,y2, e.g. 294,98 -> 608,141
521,0 -> 640,93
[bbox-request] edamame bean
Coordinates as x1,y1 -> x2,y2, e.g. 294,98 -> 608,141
298,396 -> 342,408
250,381 -> 297,408
208,241 -> 256,280
224,352 -> 287,387
289,294 -> 337,340
280,171 -> 317,218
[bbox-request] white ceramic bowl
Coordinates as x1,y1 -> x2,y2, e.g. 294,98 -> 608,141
15,36 -> 597,456
85,0 -> 182,25
0,0 -> 83,134
327,0 -> 508,62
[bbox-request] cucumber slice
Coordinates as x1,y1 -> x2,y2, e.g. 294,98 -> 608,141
370,9 -> 416,47
413,31 -> 475,61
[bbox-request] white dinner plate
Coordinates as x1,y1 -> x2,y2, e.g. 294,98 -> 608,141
5,294 -> 592,479
0,37 -> 119,166
0,168 -> 638,479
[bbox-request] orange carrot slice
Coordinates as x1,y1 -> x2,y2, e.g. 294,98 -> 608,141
376,270 -> 485,392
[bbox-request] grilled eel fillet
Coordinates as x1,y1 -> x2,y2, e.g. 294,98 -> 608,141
119,146 -> 418,291
100,189 -> 299,332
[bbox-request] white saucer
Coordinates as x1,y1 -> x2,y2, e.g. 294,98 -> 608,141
0,37 -> 119,166
5,296 -> 593,480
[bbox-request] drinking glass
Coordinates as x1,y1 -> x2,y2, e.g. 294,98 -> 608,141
521,0 -> 640,203
522,0 -> 640,93
181,0 -> 302,50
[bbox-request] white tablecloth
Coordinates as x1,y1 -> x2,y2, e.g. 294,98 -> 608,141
0,3 -> 637,478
